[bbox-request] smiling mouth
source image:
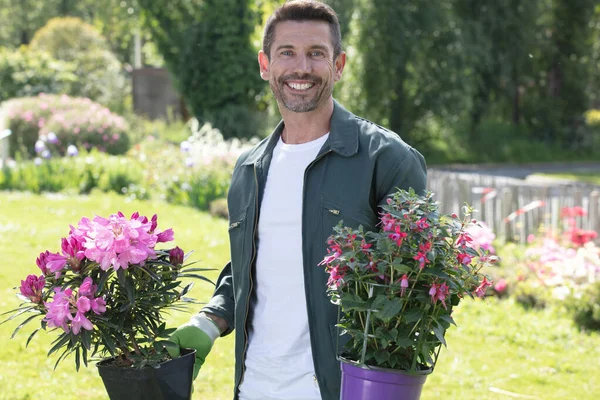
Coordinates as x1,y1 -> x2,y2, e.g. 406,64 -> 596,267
285,82 -> 315,91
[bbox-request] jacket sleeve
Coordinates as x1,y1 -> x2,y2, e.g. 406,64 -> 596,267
377,146 -> 427,207
201,261 -> 235,336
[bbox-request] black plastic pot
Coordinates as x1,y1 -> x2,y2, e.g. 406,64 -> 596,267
96,349 -> 196,400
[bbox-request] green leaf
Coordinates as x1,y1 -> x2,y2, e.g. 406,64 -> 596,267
48,333 -> 71,357
391,262 -> 411,274
11,313 -> 42,339
0,305 -> 36,319
177,274 -> 215,285
81,329 -> 91,350
75,347 -> 81,371
403,309 -> 423,324
340,292 -> 368,311
374,349 -> 390,364
117,268 -> 127,288
81,345 -> 88,368
440,314 -> 456,327
96,270 -> 112,295
21,324 -> 40,346
432,324 -> 447,347
395,338 -> 414,348
180,282 -> 194,297
377,298 -> 404,322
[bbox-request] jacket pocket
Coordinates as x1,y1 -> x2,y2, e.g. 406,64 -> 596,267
321,196 -> 377,240
228,206 -> 249,293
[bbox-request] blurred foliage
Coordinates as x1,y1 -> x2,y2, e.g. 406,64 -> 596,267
29,17 -> 129,112
0,46 -> 77,102
4,94 -> 131,158
1,0 -> 600,161
139,0 -> 266,139
0,149 -> 145,196
567,281 -> 600,332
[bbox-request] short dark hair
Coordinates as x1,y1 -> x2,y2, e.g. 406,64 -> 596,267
262,0 -> 342,60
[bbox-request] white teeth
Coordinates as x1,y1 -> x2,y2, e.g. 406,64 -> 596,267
288,82 -> 314,91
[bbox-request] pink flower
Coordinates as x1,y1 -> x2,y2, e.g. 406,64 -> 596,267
169,246 -> 185,266
90,297 -> 106,314
379,213 -> 397,232
436,282 -> 449,309
414,217 -> 430,231
399,274 -> 409,296
78,213 -> 158,271
156,228 -> 174,243
457,253 -> 472,266
413,242 -> 432,269
494,279 -> 507,294
71,311 -> 93,335
36,251 -> 51,275
389,225 -> 408,247
474,277 -> 493,297
76,296 -> 91,313
78,277 -> 97,297
19,275 -> 45,303
46,252 -> 68,277
327,265 -> 348,288
44,288 -> 73,332
456,232 -> 473,247
61,236 -> 85,270
429,283 -> 439,304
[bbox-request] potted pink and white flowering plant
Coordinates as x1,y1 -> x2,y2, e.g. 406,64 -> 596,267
2,211 -> 212,399
321,189 -> 496,400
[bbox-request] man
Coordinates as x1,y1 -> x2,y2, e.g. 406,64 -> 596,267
168,1 -> 427,399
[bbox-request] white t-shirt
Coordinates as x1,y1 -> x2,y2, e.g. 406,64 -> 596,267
239,133 -> 329,400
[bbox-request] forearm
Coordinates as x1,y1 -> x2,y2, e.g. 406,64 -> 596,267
200,311 -> 228,334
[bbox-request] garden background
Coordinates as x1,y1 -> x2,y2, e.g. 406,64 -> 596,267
1,0 -> 600,399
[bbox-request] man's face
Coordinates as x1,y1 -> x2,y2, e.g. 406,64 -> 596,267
258,20 -> 345,113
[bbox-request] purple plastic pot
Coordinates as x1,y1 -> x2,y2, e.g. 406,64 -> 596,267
340,361 -> 430,400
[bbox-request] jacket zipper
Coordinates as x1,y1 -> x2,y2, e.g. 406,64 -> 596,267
237,165 -> 259,393
302,148 -> 332,393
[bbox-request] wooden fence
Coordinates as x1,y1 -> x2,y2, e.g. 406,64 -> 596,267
427,169 -> 600,243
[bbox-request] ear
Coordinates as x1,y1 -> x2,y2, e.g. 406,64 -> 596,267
258,50 -> 270,81
333,51 -> 346,82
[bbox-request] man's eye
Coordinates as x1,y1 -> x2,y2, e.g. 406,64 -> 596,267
281,51 -> 293,56
311,51 -> 324,57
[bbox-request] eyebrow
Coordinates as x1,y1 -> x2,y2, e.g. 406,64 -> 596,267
275,44 -> 330,53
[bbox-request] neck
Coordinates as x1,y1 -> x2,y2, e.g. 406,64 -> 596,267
279,98 -> 334,144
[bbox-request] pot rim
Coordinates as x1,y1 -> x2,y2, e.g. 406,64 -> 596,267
338,356 -> 433,376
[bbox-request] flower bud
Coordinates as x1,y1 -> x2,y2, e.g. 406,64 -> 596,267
169,246 -> 185,266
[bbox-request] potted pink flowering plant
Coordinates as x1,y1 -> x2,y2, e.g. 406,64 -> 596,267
321,189 -> 496,400
1,211 -> 213,400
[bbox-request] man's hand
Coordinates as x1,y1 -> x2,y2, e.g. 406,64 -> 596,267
167,313 -> 222,380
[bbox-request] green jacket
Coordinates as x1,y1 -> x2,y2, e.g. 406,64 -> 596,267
202,100 -> 427,400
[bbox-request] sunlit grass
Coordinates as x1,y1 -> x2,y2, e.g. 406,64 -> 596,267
532,172 -> 600,185
0,191 -> 599,399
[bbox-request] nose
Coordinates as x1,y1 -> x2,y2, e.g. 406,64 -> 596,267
293,54 -> 311,74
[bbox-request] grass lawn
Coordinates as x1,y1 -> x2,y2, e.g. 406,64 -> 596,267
1,191 -> 599,399
532,171 -> 600,186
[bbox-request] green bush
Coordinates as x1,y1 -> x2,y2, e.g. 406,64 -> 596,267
209,198 -> 229,220
567,281 -> 600,332
29,17 -> 128,112
513,281 -> 552,310
4,94 -> 130,157
0,46 -> 77,103
0,150 -> 145,196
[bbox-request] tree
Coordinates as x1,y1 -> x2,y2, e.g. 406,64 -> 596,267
344,0 -> 469,146
139,0 -> 265,138
455,0 -> 540,139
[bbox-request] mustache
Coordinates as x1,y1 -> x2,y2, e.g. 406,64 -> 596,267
278,74 -> 322,84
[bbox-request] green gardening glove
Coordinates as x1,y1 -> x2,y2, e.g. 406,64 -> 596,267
167,313 -> 221,380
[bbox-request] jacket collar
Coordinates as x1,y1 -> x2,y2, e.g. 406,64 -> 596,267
241,99 -> 359,166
